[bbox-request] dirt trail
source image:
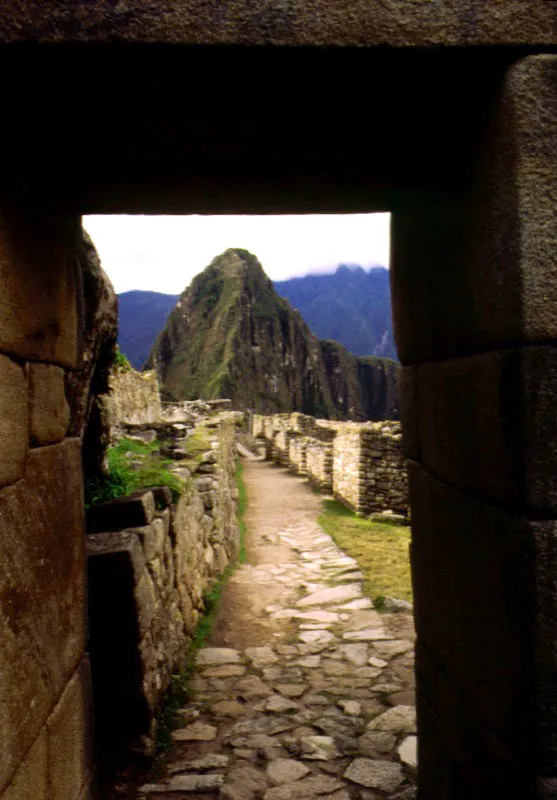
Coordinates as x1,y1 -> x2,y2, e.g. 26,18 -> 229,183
138,458 -> 417,799
210,460 -> 325,650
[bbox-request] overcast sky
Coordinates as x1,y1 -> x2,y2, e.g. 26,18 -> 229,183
83,213 -> 391,295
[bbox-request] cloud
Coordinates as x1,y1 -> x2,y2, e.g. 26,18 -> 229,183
83,213 -> 391,294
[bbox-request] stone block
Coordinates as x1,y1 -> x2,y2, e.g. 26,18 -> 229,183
86,490 -> 155,532
398,366 -> 419,461
137,518 -> 166,562
0,440 -> 85,794
151,485 -> 172,509
46,659 -> 93,800
0,1 -> 554,47
0,354 -> 27,488
392,56 -> 557,365
28,363 -> 70,445
0,729 -> 47,800
0,208 -> 80,367
409,461 -> 557,771
87,531 -> 151,746
415,347 -> 557,514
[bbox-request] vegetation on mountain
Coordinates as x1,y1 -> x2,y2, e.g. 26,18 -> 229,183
117,265 -> 396,369
145,249 -> 398,421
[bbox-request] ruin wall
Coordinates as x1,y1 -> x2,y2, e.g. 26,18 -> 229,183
105,367 -> 162,426
253,413 -> 408,515
86,414 -> 239,754
0,213 -> 93,800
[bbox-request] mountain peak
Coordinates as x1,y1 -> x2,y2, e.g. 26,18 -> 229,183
144,250 -> 398,421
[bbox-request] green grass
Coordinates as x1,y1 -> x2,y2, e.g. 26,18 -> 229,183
235,460 -> 248,564
154,457 -> 249,755
113,347 -> 132,371
182,427 -> 211,461
318,499 -> 412,604
84,437 -> 185,508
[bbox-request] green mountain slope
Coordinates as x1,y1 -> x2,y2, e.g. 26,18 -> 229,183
145,249 -> 398,421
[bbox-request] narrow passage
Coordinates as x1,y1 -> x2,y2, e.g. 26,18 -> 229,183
140,458 -> 416,799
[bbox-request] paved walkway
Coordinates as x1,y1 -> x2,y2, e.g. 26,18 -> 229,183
139,459 -> 416,799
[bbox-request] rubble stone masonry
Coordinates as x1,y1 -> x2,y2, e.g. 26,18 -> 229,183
252,413 -> 408,515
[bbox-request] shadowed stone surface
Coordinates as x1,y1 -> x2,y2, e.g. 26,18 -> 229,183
0,354 -> 27,488
0,209 -> 80,367
0,731 -> 47,800
29,363 -> 70,445
46,659 -> 93,800
0,440 -> 85,796
0,2 -> 554,46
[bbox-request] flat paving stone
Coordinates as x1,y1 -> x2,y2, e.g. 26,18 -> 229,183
172,721 -> 218,741
196,647 -> 242,665
267,758 -> 310,785
297,584 -> 362,607
344,757 -> 404,791
398,735 -> 418,769
368,705 -> 417,733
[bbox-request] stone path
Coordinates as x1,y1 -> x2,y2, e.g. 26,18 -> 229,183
139,459 -> 416,799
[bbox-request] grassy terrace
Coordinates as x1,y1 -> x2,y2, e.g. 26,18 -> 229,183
318,499 -> 412,604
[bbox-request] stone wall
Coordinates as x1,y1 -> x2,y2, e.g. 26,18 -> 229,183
86,414 -> 239,757
105,367 -> 162,427
333,423 -> 408,515
0,211 -> 94,800
253,413 -> 408,515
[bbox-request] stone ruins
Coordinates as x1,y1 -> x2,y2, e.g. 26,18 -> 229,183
253,413 -> 408,518
0,3 -> 555,798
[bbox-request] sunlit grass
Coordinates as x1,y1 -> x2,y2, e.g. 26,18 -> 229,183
318,498 -> 412,603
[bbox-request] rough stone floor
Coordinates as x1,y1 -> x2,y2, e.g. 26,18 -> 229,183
139,459 -> 416,800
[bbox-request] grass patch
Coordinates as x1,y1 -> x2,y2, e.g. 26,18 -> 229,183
85,437 -> 185,508
318,498 -> 412,603
154,457 -> 249,756
235,459 -> 248,564
183,427 -> 211,460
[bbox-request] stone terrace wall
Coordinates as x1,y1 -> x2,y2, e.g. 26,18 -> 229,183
332,424 -> 363,511
360,423 -> 407,515
105,366 -> 162,426
0,213 -> 94,800
86,414 -> 239,756
253,413 -> 408,515
305,436 -> 334,492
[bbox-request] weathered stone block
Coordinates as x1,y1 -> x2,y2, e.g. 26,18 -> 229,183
0,354 -> 27,488
46,659 -> 93,800
398,366 -> 419,461
392,56 -> 557,365
151,485 -> 172,509
416,347 -> 557,514
86,490 -> 155,532
0,729 -> 47,800
0,209 -> 80,367
0,440 -> 85,794
29,363 -> 70,445
409,461 -> 557,771
136,518 -> 166,562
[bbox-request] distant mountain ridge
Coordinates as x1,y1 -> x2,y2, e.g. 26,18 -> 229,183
144,249 -> 398,421
118,290 -> 179,369
117,264 -> 396,368
274,265 -> 396,359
